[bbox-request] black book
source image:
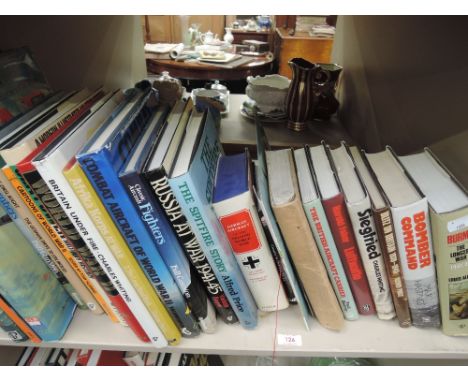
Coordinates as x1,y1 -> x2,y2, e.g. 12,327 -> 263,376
142,98 -> 237,325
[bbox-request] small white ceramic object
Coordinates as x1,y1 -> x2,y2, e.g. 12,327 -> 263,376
245,74 -> 291,114
223,27 -> 234,44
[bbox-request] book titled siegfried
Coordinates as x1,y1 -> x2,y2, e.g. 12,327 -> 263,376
329,143 -> 395,320
143,100 -> 237,325
119,104 -> 217,334
76,82 -> 200,337
168,108 -> 258,329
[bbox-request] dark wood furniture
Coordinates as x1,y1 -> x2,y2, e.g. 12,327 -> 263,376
273,27 -> 334,78
145,53 -> 274,81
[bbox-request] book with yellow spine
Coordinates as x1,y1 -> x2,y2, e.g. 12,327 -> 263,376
64,160 -> 180,345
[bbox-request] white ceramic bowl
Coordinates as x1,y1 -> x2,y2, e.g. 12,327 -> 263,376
245,74 -> 290,114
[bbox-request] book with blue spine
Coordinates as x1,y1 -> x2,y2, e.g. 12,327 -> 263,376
168,108 -> 258,329
76,82 -> 200,337
119,105 -> 217,334
142,100 -> 237,325
0,203 -> 76,341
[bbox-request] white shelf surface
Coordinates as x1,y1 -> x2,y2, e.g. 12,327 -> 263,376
1,306 -> 468,359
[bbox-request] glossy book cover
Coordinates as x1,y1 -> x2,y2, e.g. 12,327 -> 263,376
0,203 -> 76,341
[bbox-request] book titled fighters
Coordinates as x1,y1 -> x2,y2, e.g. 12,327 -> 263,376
266,148 -> 344,331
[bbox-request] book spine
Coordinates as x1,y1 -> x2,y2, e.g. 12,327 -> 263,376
121,170 -> 217,333
256,205 -> 297,303
2,165 -> 101,313
146,169 -> 237,324
0,295 -> 41,343
0,169 -> 84,308
21,166 -> 120,323
346,201 -> 396,320
431,208 -> 468,335
65,161 -> 174,347
374,208 -> 412,328
323,194 -> 376,315
213,191 -> 289,312
78,152 -> 200,337
303,199 -> 359,320
169,174 -> 258,329
36,161 -> 154,343
0,305 -> 28,342
391,199 -> 440,327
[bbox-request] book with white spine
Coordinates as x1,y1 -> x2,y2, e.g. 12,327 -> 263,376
329,143 -> 395,320
33,92 -> 167,347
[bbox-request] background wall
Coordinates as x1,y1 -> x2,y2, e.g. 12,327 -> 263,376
333,16 -> 468,154
0,16 -> 146,91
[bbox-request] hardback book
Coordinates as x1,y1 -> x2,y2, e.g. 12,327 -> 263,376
0,89 -> 106,312
309,144 -> 375,315
399,149 -> 468,335
64,160 -> 174,347
16,347 -> 36,366
119,104 -> 217,334
14,90 -> 119,322
33,91 -> 160,343
328,143 -> 395,320
266,148 -> 344,330
0,296 -> 32,342
294,147 -> 359,321
365,147 -> 440,327
212,151 -> 289,312
0,203 -> 76,341
143,99 -> 237,325
349,146 -> 412,328
168,108 -> 258,329
44,348 -> 72,366
254,120 -> 311,329
76,82 -> 199,337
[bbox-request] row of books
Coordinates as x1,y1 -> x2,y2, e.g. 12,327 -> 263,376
0,79 -> 466,349
16,346 -> 222,366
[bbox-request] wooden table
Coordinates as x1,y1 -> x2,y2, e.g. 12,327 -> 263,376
220,94 -> 352,154
146,53 -> 275,81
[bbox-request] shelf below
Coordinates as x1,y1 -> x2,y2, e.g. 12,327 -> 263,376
1,306 -> 468,359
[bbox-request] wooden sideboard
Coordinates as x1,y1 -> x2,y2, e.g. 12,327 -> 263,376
274,27 -> 334,78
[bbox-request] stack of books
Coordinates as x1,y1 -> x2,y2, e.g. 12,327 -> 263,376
0,77 -> 466,350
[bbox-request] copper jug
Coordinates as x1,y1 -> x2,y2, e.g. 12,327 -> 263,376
285,58 -> 328,131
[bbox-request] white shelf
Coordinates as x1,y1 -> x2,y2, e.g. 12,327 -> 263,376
1,306 -> 468,359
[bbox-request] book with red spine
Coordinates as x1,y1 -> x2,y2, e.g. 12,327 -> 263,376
310,143 -> 375,315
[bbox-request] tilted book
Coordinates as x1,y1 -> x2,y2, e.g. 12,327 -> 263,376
120,105 -> 217,334
76,83 -> 199,337
14,90 -> 118,322
399,149 -> 468,335
329,143 -> 395,320
33,91 -> 159,343
294,147 -> 359,321
0,89 -> 107,312
213,151 -> 289,312
0,203 -> 76,341
349,146 -> 411,327
266,148 -> 344,331
254,120 -> 311,329
168,108 -> 258,329
143,99 -> 237,325
310,144 -> 375,315
365,147 -> 440,327
64,161 -> 173,347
